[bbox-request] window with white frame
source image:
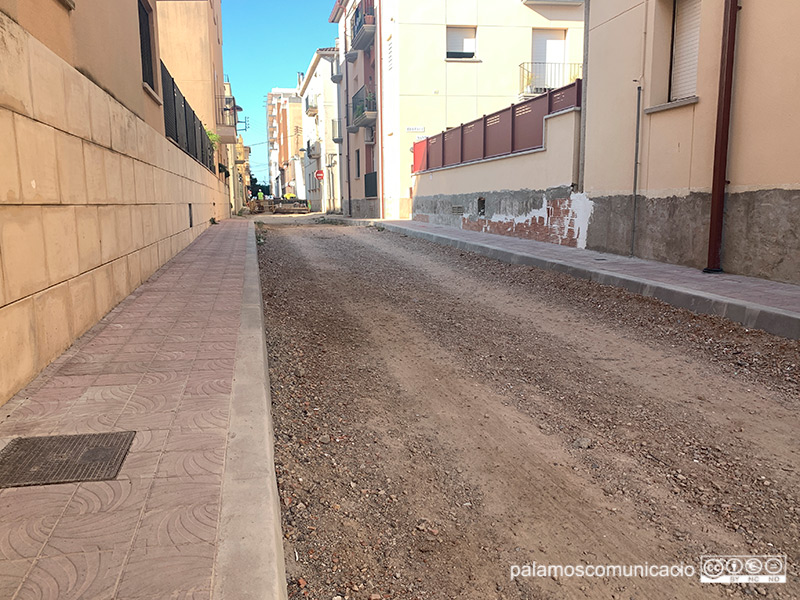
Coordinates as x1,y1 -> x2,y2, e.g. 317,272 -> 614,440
446,27 -> 476,59
669,0 -> 702,101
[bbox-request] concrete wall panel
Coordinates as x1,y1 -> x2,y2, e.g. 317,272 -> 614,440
0,108 -> 20,203
56,131 -> 89,205
15,114 -> 60,204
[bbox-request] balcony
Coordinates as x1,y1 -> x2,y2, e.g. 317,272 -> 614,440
351,84 -> 377,128
305,95 -> 318,116
331,60 -> 343,84
215,94 -> 239,144
365,171 -> 378,198
351,0 -> 376,51
519,62 -> 583,97
332,119 -> 343,144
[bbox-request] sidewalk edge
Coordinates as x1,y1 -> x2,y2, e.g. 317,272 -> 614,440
213,223 -> 288,599
324,217 -> 799,339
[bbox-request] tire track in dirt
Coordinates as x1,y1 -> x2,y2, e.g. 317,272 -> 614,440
258,222 -> 798,599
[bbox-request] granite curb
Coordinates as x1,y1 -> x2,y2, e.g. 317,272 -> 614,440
213,222 -> 287,599
323,217 -> 800,339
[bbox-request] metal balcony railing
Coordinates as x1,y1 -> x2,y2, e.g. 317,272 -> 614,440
332,118 -> 343,143
520,62 -> 583,96
305,95 -> 318,116
351,0 -> 376,50
216,94 -> 237,127
351,84 -> 377,126
162,61 -> 215,172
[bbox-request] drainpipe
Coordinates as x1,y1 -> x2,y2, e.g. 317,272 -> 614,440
577,0 -> 590,192
631,85 -> 642,257
704,0 -> 740,273
376,0 -> 386,219
343,12 -> 353,216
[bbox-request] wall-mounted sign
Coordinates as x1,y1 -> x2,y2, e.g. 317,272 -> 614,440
315,170 -> 324,181
406,126 -> 425,133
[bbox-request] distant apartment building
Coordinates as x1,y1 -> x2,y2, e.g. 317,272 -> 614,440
267,88 -> 302,197
0,0 -> 229,405
411,0 -> 800,285
233,136 -> 251,210
299,48 -> 342,213
329,0 -> 584,218
220,81 -> 246,213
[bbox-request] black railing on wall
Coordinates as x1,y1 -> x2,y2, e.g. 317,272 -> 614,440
161,61 -> 215,172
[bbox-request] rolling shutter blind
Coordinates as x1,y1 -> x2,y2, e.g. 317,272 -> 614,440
446,27 -> 476,58
670,0 -> 702,101
532,29 -> 566,64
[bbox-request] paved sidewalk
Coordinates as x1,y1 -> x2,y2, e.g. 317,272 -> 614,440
0,220 -> 286,599
327,217 -> 800,339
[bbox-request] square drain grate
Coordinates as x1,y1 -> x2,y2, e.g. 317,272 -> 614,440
0,431 -> 136,488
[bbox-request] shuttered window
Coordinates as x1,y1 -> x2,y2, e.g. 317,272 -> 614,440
446,27 -> 476,59
138,0 -> 155,90
670,0 -> 702,101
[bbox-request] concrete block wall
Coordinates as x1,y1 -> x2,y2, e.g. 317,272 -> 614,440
411,109 -> 588,247
0,12 -> 228,405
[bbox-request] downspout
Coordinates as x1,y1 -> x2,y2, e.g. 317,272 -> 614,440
630,1 -> 648,256
343,12 -> 353,216
577,0 -> 590,192
631,85 -> 642,256
376,0 -> 386,219
704,0 -> 740,273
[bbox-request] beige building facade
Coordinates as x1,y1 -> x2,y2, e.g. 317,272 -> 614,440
274,91 -> 304,198
412,0 -> 799,285
330,0 -> 584,219
158,0 -> 237,217
233,135 -> 251,212
267,87 -> 296,195
581,0 -> 799,283
0,1 -> 228,406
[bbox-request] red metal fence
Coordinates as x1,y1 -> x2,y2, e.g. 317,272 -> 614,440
413,79 -> 582,173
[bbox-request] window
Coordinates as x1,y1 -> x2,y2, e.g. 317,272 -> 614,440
355,149 -> 361,178
669,0 -> 702,101
446,26 -> 476,59
138,0 -> 156,90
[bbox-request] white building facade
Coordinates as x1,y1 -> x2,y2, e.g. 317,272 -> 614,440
329,0 -> 585,219
299,48 -> 343,213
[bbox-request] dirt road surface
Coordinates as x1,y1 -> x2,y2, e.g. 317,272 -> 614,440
255,219 -> 799,600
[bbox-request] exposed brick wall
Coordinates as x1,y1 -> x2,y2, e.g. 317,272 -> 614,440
461,196 -> 579,247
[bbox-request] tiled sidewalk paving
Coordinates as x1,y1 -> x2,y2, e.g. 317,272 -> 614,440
0,220 -> 249,599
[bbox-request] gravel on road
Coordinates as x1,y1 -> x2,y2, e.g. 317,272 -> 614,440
256,220 -> 799,600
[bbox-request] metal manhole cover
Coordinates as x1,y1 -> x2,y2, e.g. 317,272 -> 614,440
0,431 -> 136,488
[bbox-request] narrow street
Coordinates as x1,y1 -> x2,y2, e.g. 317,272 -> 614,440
257,219 -> 799,600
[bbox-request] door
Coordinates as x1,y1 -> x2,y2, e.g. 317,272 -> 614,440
531,29 -> 567,91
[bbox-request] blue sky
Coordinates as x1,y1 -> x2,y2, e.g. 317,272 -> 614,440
222,0 -> 339,183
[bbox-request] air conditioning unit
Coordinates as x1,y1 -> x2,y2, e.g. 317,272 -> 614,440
307,140 -> 321,158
